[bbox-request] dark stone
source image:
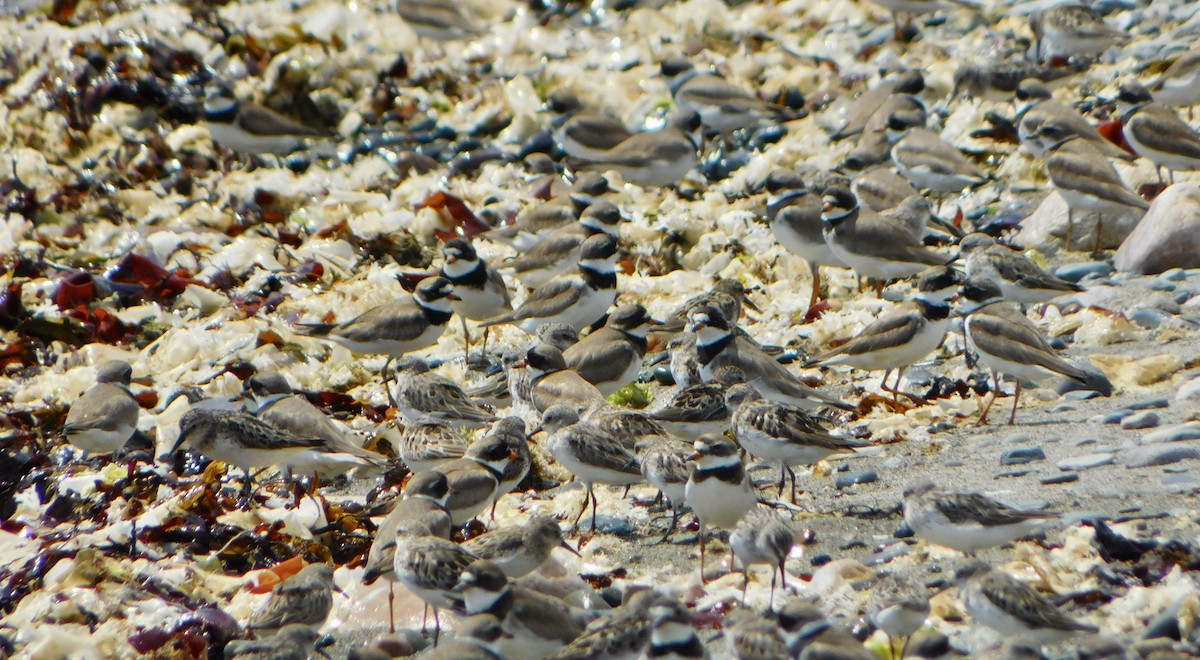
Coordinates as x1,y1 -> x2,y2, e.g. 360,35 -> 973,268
1001,447 -> 1045,465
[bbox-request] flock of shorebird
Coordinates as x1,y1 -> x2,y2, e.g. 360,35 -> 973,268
43,0 -> 1200,657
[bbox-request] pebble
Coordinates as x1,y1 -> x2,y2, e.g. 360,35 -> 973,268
1149,278 -> 1177,292
1096,410 -> 1133,424
1057,453 -> 1114,471
882,457 -> 906,470
1125,445 -> 1200,468
1074,437 -> 1099,447
1129,307 -> 1167,328
810,554 -> 832,567
1164,475 -> 1200,491
894,523 -> 914,538
865,543 -> 909,566
1001,447 -> 1045,465
835,470 -> 877,489
1121,411 -> 1161,430
1128,397 -> 1170,410
881,287 -> 906,303
1050,402 -> 1076,413
995,468 -> 1033,479
944,460 -> 965,467
1003,432 -> 1031,444
1142,423 -> 1200,444
1161,268 -> 1188,282
1043,473 -> 1080,485
1063,389 -> 1101,400
1176,376 -> 1200,402
1175,289 -> 1196,304
1056,261 -> 1112,282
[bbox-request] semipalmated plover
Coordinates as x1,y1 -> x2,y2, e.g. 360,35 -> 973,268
203,84 -> 326,156
415,614 -> 505,660
1116,82 -> 1200,183
903,481 -> 1058,555
453,560 -> 589,658
1014,79 -> 1132,160
763,169 -> 847,312
437,434 -> 518,525
503,201 -> 622,289
687,305 -> 853,411
575,111 -> 702,188
956,561 -> 1098,644
487,173 -> 610,251
725,383 -> 869,501
398,0 -> 481,40
540,404 -> 644,531
954,60 -> 1081,101
441,238 -> 511,362
1031,120 -> 1148,252
806,266 -> 959,401
959,233 -> 1081,304
821,187 -> 951,283
961,276 -> 1089,424
886,112 -> 988,195
525,343 -> 607,413
63,359 -> 140,456
831,70 -> 925,142
296,276 -> 458,381
548,92 -> 634,161
482,233 -> 619,334
848,166 -> 918,213
642,596 -> 707,659
685,433 -> 758,579
662,58 -> 787,136
563,303 -> 658,395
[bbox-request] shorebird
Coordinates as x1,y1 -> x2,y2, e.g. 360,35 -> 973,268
763,169 -> 847,313
224,624 -> 326,660
642,595 -> 708,659
397,421 -> 468,473
1116,82 -> 1200,183
486,173 -> 610,251
729,506 -> 795,606
63,359 -> 140,458
725,383 -> 869,501
685,434 -> 758,580
296,275 -> 458,387
805,265 -> 959,401
203,84 -> 326,156
867,573 -> 930,659
960,277 -> 1089,424
441,238 -> 511,362
1014,79 -> 1132,161
649,365 -> 744,437
958,233 -> 1082,304
392,357 -> 495,428
956,561 -> 1098,645
563,303 -> 658,395
461,514 -> 578,578
885,111 -> 988,197
390,535 -> 478,642
903,481 -> 1058,555
1029,4 -> 1129,62
635,434 -> 693,544
820,187 -> 950,285
662,58 -> 788,136
574,111 -> 702,188
1150,47 -> 1200,116
168,407 -> 325,508
547,92 -> 634,161
525,343 -> 607,413
687,305 -> 853,411
482,233 -> 619,334
831,69 -> 925,142
503,201 -> 622,290
1028,119 -> 1148,252
546,589 -> 659,659
539,404 -> 643,532
413,614 -> 506,660
246,563 -> 339,633
723,608 -> 787,660
397,0 -> 481,41
436,434 -> 519,525
453,560 -> 590,658
659,278 -> 755,334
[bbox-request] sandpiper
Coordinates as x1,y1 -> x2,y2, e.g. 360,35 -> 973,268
660,278 -> 755,334
636,434 -> 693,544
414,614 -> 506,659
540,404 -> 643,532
662,58 -> 787,136
575,111 -> 702,188
225,624 -> 326,659
392,357 -> 495,428
649,365 -> 744,437
1014,79 -> 1132,161
390,535 -> 478,641
461,514 -> 578,578
729,506 -> 795,606
956,560 -> 1098,645
867,572 -> 930,659
246,563 -> 338,633
1029,4 -> 1129,62
397,420 -> 469,473
958,233 -> 1081,304
397,0 -> 481,41
903,481 -> 1058,555
1149,47 -> 1200,113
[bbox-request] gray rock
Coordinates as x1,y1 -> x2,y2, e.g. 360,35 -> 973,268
835,470 -> 877,489
1004,432 -> 1031,444
1016,190 -> 1143,252
1162,268 -> 1188,281
1050,402 -> 1077,413
1176,377 -> 1200,402
1121,411 -> 1161,430
1125,445 -> 1200,468
1115,182 -> 1200,274
1129,307 -> 1167,328
1001,447 -> 1046,465
1056,453 -> 1114,471
1128,397 -> 1170,410
1055,261 -> 1115,283
996,468 -> 1034,479
1096,410 -> 1133,424
1043,472 -> 1079,485
1174,289 -> 1195,305
1149,279 -> 1177,291
1142,423 -> 1200,444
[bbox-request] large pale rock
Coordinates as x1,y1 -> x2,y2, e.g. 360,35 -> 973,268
1115,183 -> 1200,274
1014,191 -> 1144,252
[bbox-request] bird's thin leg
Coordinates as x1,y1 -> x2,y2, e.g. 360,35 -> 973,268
787,464 -> 797,503
389,583 -> 396,634
573,485 -> 590,527
770,565 -> 778,608
1009,379 -> 1022,425
808,263 -> 821,314
741,569 -> 750,606
898,635 -> 912,660
699,521 -> 708,581
976,371 -> 1000,426
1064,208 -> 1074,252
777,463 -> 786,497
590,486 -> 600,533
1093,214 -> 1105,256
655,504 -> 680,545
383,356 -> 397,408
461,316 -> 471,367
420,603 -> 428,633
432,607 -> 441,646
481,327 -> 491,363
